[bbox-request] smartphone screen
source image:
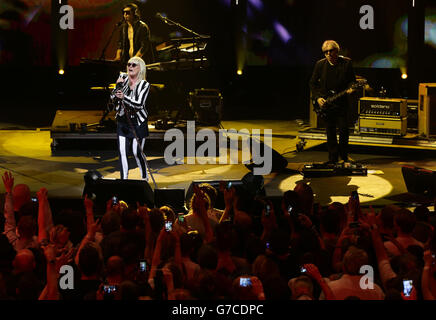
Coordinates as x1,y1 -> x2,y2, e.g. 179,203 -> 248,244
300,267 -> 307,273
266,242 -> 270,249
287,205 -> 293,215
112,196 -> 118,205
403,280 -> 413,297
227,181 -> 232,190
239,277 -> 252,287
104,285 -> 117,294
165,221 -> 173,232
31,197 -> 38,202
139,260 -> 147,272
265,204 -> 271,216
179,215 -> 185,223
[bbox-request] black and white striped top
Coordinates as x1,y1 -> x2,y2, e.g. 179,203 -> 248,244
111,78 -> 150,126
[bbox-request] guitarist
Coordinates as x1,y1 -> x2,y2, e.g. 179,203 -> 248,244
309,40 -> 356,164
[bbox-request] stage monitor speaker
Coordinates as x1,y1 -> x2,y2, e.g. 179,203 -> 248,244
154,188 -> 186,214
83,178 -> 154,214
418,83 -> 436,137
401,165 -> 436,198
245,138 -> 288,173
185,173 -> 265,210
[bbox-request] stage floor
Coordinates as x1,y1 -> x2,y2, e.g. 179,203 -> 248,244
1,119 -> 436,208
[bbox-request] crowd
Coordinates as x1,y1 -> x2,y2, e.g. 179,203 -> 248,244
1,170 -> 435,300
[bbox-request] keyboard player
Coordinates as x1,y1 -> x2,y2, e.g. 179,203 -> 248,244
113,3 -> 154,65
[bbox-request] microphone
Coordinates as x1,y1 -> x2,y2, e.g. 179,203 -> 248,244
155,12 -> 168,24
116,72 -> 127,91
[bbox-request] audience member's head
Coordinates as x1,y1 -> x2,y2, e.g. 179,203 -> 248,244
414,205 -> 430,223
78,242 -> 103,278
294,182 -> 314,216
149,208 -> 165,234
101,210 -> 121,236
288,275 -> 314,300
118,280 -> 140,300
13,249 -> 36,273
378,205 -> 400,230
328,202 -> 347,230
106,256 -> 125,281
12,184 -> 31,212
199,183 -> 218,208
49,224 -> 71,249
252,255 -> 280,282
394,209 -> 416,235
342,246 -> 369,275
120,207 -> 140,231
160,206 -> 176,223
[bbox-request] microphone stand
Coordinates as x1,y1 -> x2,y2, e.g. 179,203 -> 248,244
118,98 -> 157,189
99,22 -> 122,60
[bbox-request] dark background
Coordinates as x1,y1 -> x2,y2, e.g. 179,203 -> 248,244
0,0 -> 435,126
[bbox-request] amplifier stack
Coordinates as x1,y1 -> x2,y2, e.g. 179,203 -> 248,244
358,97 -> 407,136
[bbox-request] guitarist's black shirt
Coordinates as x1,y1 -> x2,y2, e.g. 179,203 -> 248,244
309,56 -> 356,113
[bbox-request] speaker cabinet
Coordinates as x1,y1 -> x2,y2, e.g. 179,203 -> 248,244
418,83 -> 436,137
83,178 -> 154,214
401,165 -> 436,198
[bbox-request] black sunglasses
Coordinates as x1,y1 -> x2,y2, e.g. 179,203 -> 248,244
323,49 -> 337,55
127,63 -> 138,67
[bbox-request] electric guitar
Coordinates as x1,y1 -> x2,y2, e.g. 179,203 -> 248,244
313,79 -> 367,118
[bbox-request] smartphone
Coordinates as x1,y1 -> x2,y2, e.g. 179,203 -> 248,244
287,205 -> 293,215
227,181 -> 232,190
239,277 -> 252,287
103,285 -> 117,294
403,280 -> 413,297
178,215 -> 185,223
266,242 -> 270,249
165,221 -> 173,232
139,260 -> 147,272
112,196 -> 118,205
31,197 -> 38,202
300,266 -> 307,273
265,204 -> 271,217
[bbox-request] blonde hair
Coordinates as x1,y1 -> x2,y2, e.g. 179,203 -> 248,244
322,40 -> 340,52
126,56 -> 147,86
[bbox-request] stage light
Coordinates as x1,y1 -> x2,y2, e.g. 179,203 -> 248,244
401,73 -> 408,79
58,69 -> 65,75
237,70 -> 243,75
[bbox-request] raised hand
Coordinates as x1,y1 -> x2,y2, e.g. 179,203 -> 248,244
37,187 -> 49,203
303,263 -> 323,282
2,171 -> 14,193
84,194 -> 94,211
